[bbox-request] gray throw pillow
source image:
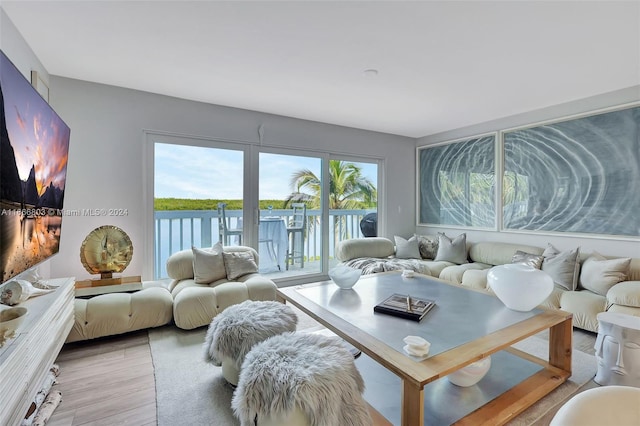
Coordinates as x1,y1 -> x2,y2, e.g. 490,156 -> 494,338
223,251 -> 259,280
414,234 -> 439,260
511,250 -> 544,269
434,233 -> 468,264
541,244 -> 580,291
192,243 -> 226,284
394,236 -> 421,259
579,251 -> 630,296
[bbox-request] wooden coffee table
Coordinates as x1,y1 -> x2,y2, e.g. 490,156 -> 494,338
277,272 -> 572,425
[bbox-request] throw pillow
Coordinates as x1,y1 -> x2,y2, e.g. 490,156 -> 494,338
223,251 -> 259,280
192,243 -> 226,284
511,250 -> 544,269
394,236 -> 421,259
541,244 -> 580,291
434,233 -> 468,264
579,251 -> 630,296
414,234 -> 439,260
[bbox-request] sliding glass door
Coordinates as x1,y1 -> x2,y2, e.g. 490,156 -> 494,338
150,134 -> 381,283
153,140 -> 245,278
258,152 -> 323,278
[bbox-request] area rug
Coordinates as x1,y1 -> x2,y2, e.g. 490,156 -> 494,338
149,324 -> 596,426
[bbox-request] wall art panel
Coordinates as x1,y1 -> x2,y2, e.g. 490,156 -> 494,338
419,135 -> 496,228
503,106 -> 639,237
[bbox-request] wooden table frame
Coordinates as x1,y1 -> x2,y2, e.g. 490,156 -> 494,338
278,276 -> 573,426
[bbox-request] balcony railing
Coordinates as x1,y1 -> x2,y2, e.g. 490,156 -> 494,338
154,208 -> 375,278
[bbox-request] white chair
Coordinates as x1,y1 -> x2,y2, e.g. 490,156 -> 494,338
286,203 -> 306,270
217,202 -> 243,245
550,385 -> 640,425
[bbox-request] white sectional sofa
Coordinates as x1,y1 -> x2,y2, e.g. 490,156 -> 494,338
66,245 -> 277,342
165,245 -> 278,330
335,236 -> 640,332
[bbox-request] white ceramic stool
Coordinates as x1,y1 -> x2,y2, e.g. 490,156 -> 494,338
203,300 -> 297,386
594,312 -> 640,387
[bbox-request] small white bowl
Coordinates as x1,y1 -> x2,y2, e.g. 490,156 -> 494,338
448,356 -> 492,387
0,306 -> 28,335
329,266 -> 362,290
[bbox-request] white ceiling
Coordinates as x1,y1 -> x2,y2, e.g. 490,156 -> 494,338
2,1 -> 639,138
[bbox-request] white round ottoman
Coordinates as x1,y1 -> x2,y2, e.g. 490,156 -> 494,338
550,386 -> 640,425
203,300 -> 297,386
231,332 -> 372,426
594,312 -> 640,387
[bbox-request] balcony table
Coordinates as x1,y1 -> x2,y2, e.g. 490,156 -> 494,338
259,217 -> 288,272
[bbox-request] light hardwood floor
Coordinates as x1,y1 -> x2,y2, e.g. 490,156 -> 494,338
45,320 -> 595,425
48,330 -> 156,426
47,329 -> 390,426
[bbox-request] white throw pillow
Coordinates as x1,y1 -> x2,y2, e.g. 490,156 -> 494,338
394,236 -> 421,259
223,251 -> 259,280
434,233 -> 468,264
579,251 -> 630,296
541,244 -> 580,291
192,243 -> 226,284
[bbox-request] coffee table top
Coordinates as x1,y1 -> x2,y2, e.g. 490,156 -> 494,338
278,271 -> 570,386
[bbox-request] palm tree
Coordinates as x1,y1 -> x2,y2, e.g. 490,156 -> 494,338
285,160 -> 377,239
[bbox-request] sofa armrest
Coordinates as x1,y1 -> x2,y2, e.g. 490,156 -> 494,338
335,237 -> 395,262
607,281 -> 640,308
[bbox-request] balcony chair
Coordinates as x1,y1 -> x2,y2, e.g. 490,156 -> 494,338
286,203 -> 306,270
217,202 -> 243,245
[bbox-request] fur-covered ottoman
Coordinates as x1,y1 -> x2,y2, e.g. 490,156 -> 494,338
232,332 -> 372,426
203,300 -> 298,385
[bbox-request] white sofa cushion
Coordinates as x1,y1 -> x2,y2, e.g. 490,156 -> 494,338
579,252 -> 631,296
559,290 -> 606,332
542,244 -> 581,291
192,243 -> 226,284
335,237 -> 395,262
607,281 -> 640,308
394,235 -> 421,259
434,233 -> 468,264
469,242 -> 543,266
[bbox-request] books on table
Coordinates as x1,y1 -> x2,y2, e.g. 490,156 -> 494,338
374,293 -> 435,322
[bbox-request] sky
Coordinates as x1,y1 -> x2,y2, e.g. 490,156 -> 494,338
154,143 -> 377,200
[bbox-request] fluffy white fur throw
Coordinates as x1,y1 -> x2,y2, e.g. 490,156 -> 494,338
232,332 -> 372,426
203,300 -> 297,369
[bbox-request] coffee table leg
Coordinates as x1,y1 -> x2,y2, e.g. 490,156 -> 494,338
401,380 -> 424,426
549,316 -> 573,372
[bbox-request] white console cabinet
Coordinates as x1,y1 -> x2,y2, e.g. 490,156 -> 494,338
0,277 -> 75,426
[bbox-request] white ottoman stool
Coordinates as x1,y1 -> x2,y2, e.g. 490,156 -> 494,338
594,312 -> 640,387
203,300 -> 297,386
232,332 -> 372,426
66,287 -> 174,343
550,386 -> 640,425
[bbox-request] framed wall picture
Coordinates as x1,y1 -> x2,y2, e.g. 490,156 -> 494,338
502,105 -> 640,237
418,133 -> 497,228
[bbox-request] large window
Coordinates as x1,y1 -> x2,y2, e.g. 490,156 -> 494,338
149,135 -> 380,281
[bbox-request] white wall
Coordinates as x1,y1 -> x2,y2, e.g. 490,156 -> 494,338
48,77 -> 415,281
416,87 -> 640,258
1,9 -> 52,279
